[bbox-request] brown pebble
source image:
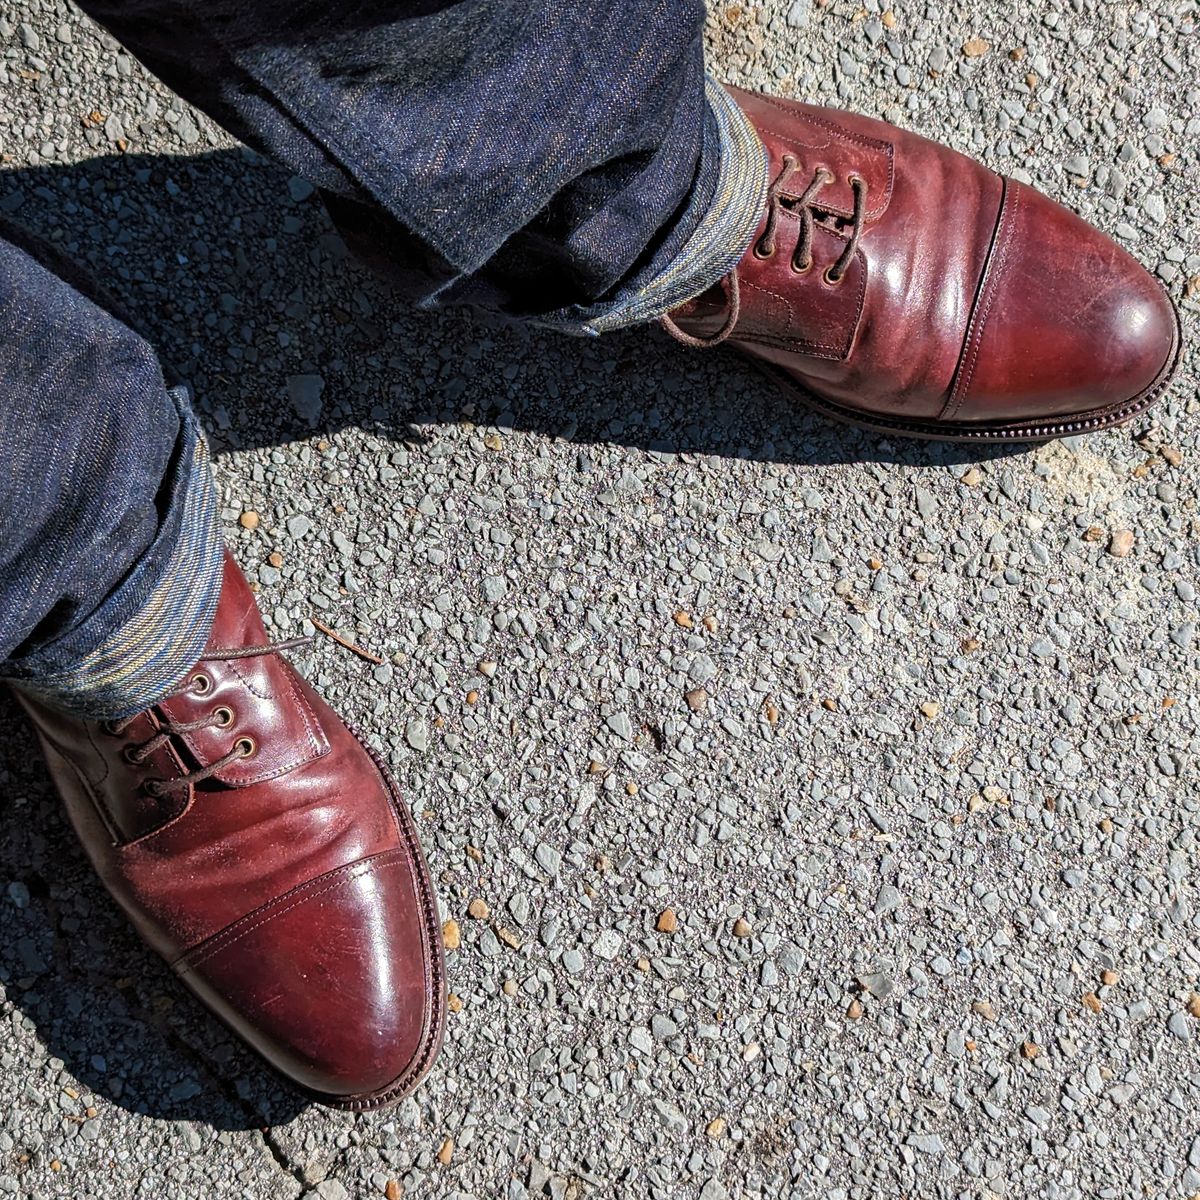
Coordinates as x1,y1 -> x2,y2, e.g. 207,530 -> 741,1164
501,978 -> 518,997
1187,993 -> 1200,1019
467,898 -> 489,920
442,919 -> 461,951
685,687 -> 708,712
466,844 -> 483,862
821,697 -> 838,711
732,918 -> 752,938
483,431 -> 503,451
673,610 -> 694,629
1100,969 -> 1119,987
961,636 -> 982,652
1009,46 -> 1026,60
465,689 -> 479,705
706,1117 -> 727,1138
238,510 -> 260,530
656,908 -> 678,933
881,9 -> 896,28
437,1138 -> 454,1165
1083,525 -> 1103,542
846,998 -> 864,1020
919,701 -> 940,720
1083,991 -> 1102,1013
1021,1041 -> 1040,1059
496,926 -> 521,950
1161,445 -> 1183,467
962,36 -> 990,57
972,999 -> 996,1020
385,1180 -> 402,1200
959,467 -> 983,486
447,994 -> 463,1013
625,781 -> 639,796
764,701 -> 779,725
635,956 -> 651,972
267,551 -> 284,567
1108,529 -> 1135,558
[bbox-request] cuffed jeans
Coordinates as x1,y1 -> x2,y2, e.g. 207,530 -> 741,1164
0,2 -> 767,718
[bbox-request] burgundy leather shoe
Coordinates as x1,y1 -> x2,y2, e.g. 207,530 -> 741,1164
14,553 -> 444,1109
665,87 -> 1181,442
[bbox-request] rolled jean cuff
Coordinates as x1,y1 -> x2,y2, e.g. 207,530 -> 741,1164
537,77 -> 768,337
7,387 -> 224,721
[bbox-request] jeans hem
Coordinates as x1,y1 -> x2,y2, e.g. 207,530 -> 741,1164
5,387 -> 224,721
536,77 -> 768,336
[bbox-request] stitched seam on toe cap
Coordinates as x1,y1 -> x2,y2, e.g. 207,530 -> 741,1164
941,178 -> 1022,423
173,848 -> 411,974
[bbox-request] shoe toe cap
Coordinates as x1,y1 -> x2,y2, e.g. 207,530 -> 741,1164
952,180 -> 1179,428
178,850 -> 444,1105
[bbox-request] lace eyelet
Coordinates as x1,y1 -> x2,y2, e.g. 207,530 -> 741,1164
122,745 -> 143,765
847,172 -> 865,187
823,265 -> 844,286
142,779 -> 166,798
191,672 -> 213,696
213,706 -> 235,729
791,257 -> 813,275
235,736 -> 257,759
752,240 -> 776,260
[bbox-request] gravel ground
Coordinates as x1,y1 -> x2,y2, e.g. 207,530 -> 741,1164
1,1 -> 1199,1198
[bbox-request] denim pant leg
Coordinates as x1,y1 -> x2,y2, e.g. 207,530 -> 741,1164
0,226 -> 224,720
75,0 -> 767,333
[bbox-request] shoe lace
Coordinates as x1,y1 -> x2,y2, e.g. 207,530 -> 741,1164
102,636 -> 312,797
661,155 -> 868,349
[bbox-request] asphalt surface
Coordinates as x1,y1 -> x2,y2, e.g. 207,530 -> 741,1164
1,2 -> 1198,1198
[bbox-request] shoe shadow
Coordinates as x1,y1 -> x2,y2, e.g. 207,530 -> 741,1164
0,148 -> 1029,472
0,689 -> 305,1128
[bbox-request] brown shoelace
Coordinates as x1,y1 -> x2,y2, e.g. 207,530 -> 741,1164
662,155 -> 869,349
103,637 -> 312,797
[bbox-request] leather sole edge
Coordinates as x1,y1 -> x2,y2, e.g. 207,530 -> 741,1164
751,291 -> 1183,443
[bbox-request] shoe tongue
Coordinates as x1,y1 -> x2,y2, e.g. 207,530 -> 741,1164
160,551 -> 331,787
204,551 -> 268,652
667,282 -> 732,339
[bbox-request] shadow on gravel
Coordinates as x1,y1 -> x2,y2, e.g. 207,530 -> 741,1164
0,148 -> 1027,472
0,689 -> 306,1127
0,146 -> 1027,1121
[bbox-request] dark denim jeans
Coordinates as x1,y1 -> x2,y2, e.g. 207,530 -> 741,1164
0,2 -> 766,717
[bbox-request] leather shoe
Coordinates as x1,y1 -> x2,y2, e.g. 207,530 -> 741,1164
665,87 -> 1181,442
14,552 -> 445,1109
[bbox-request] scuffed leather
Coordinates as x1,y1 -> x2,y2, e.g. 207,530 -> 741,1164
672,87 -> 1179,430
16,552 -> 445,1105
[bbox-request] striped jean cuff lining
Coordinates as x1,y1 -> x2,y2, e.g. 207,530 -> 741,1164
547,77 -> 768,336
14,398 -> 224,721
